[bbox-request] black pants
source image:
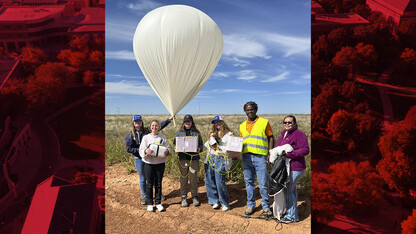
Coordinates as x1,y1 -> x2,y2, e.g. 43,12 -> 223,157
144,163 -> 165,205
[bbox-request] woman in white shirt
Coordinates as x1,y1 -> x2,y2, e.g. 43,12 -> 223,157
139,120 -> 170,212
204,116 -> 232,211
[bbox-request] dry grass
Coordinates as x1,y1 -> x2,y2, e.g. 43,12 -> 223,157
106,114 -> 311,194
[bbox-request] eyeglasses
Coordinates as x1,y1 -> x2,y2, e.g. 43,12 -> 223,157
283,121 -> 293,124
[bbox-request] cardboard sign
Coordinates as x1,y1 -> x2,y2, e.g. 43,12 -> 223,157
226,136 -> 243,159
175,136 -> 198,152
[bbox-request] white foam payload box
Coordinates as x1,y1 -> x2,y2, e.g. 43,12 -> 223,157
226,136 -> 243,159
175,136 -> 198,152
148,144 -> 168,157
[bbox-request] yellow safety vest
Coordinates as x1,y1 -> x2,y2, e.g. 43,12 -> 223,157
240,117 -> 269,155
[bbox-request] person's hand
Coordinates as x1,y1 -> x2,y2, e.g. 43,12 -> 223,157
164,149 -> 169,156
197,148 -> 201,153
209,145 -> 216,151
169,115 -> 175,121
146,148 -> 154,156
267,153 -> 270,165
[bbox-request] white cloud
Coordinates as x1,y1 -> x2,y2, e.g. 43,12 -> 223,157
106,21 -> 136,43
281,91 -> 308,95
105,81 -> 155,96
125,0 -> 162,12
236,70 -> 258,81
106,50 -> 136,60
223,34 -> 271,59
229,57 -> 251,67
262,71 -> 290,83
210,89 -> 268,94
107,73 -> 142,79
262,33 -> 310,57
211,72 -> 229,80
302,73 -> 311,80
212,89 -> 241,93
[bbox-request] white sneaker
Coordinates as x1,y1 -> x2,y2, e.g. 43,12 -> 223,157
222,206 -> 229,212
147,205 -> 153,212
212,203 -> 220,209
156,204 -> 164,212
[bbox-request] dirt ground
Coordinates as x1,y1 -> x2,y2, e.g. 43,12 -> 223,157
106,163 -> 311,233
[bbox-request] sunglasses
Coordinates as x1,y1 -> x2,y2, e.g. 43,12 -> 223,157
283,121 -> 293,124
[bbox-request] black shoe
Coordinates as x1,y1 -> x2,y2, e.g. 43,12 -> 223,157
161,195 -> 166,201
280,217 -> 293,224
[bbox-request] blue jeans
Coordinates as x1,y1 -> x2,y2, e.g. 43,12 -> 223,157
243,153 -> 270,209
285,169 -> 305,222
134,157 -> 146,198
204,154 -> 230,208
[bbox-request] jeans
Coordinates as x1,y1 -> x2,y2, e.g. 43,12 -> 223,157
144,163 -> 165,205
285,169 -> 305,222
204,154 -> 230,208
243,153 -> 270,209
178,159 -> 200,197
134,157 -> 146,198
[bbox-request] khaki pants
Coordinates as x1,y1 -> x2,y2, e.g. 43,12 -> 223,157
178,159 -> 200,197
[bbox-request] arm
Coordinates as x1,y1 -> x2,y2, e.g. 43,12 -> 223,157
268,135 -> 274,151
162,135 -> 170,156
160,118 -> 172,131
125,133 -> 139,155
197,134 -> 203,153
139,135 -> 153,157
217,132 -> 233,155
286,131 -> 309,159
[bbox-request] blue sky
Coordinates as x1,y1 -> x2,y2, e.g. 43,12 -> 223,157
105,0 -> 311,115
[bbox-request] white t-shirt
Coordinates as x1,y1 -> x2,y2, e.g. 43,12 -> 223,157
204,132 -> 233,171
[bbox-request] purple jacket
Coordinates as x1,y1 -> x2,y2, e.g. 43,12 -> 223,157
275,126 -> 309,171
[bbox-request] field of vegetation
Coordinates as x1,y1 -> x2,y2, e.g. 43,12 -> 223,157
106,114 -> 311,196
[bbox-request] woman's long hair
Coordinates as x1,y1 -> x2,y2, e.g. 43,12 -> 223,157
209,120 -> 231,138
131,120 -> 148,140
179,120 -> 200,134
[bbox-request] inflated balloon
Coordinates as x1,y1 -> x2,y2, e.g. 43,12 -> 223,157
133,5 -> 223,120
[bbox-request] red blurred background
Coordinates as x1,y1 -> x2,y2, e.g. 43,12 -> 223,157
0,0 -> 105,233
311,0 -> 416,233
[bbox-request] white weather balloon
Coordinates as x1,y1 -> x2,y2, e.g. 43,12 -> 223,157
133,5 -> 223,117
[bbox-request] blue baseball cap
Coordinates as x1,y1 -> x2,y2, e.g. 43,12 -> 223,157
132,115 -> 142,121
211,116 -> 224,124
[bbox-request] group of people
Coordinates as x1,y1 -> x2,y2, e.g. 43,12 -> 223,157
125,101 -> 309,223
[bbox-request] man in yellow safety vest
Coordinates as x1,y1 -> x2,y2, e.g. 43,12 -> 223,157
240,101 -> 274,216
